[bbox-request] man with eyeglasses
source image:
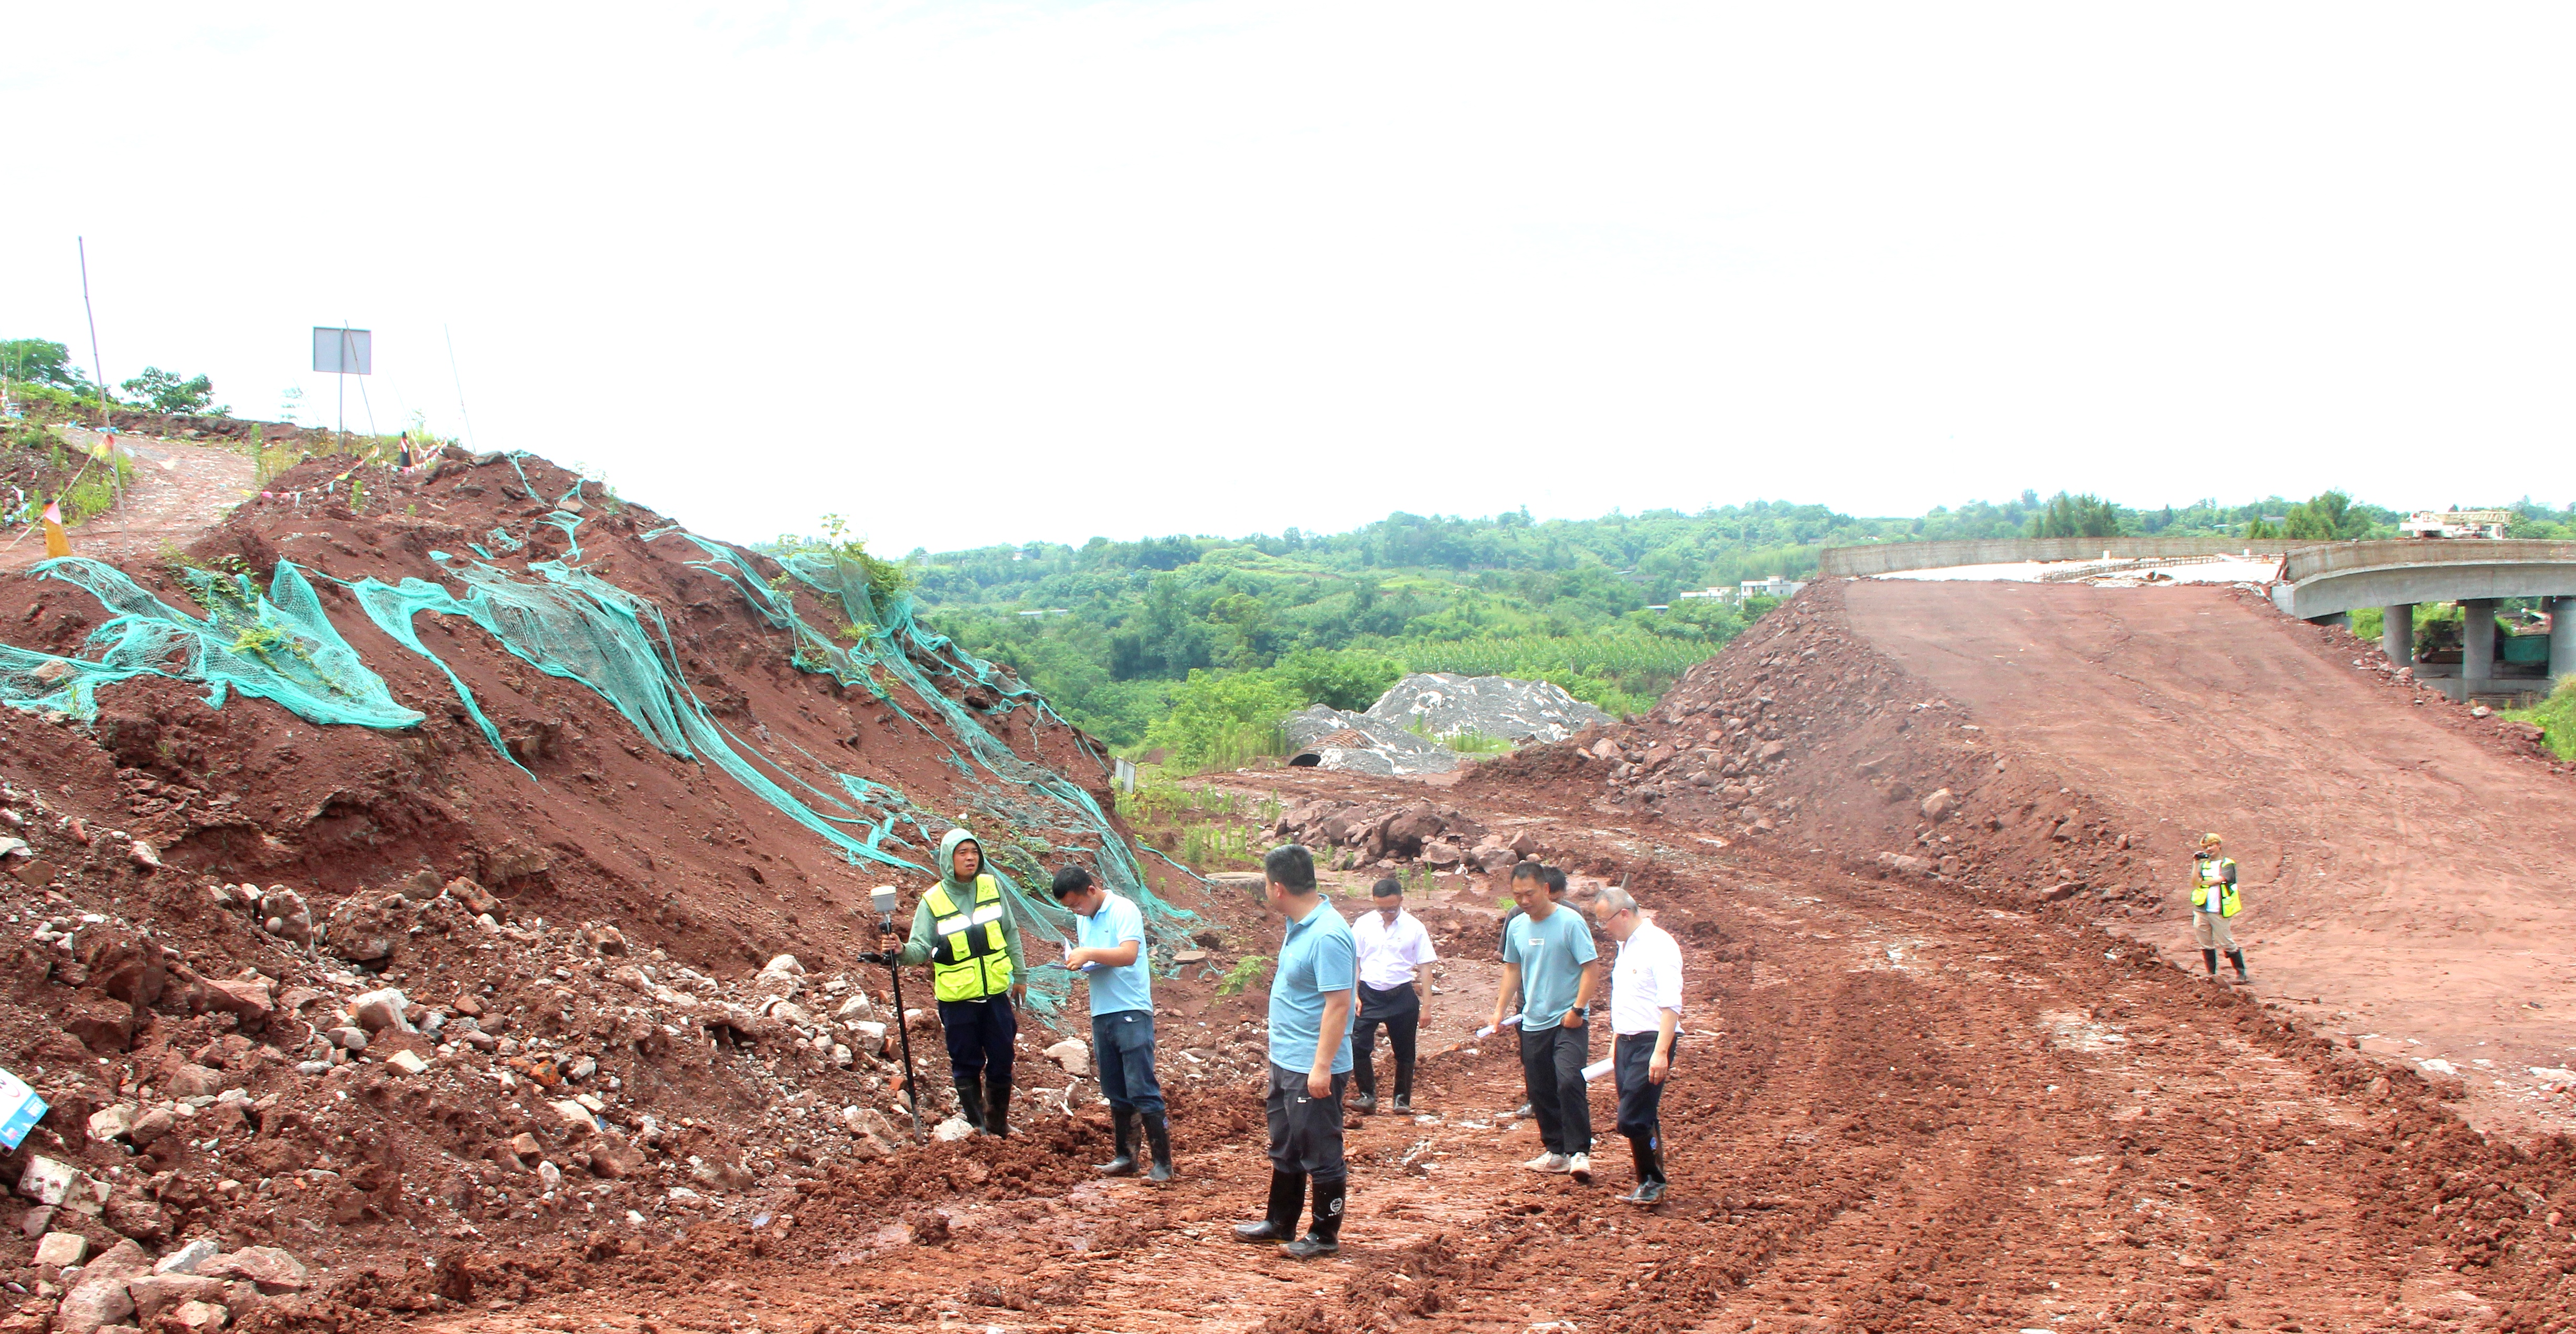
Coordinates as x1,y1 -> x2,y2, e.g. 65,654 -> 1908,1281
1590,886 -> 1680,1205
1055,864 -> 1172,1182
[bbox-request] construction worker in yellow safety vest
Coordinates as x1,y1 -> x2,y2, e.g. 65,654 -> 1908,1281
880,828 -> 1027,1136
2190,832 -> 2251,986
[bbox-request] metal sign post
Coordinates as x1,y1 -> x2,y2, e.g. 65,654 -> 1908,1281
312,327 -> 372,450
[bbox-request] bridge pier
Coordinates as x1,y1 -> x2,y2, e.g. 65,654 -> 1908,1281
2382,604 -> 2414,669
2464,599 -> 2498,685
2554,597 -> 2575,682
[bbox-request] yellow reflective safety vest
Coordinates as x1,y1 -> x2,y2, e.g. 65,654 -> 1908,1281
924,875 -> 1013,1002
2190,856 -> 2241,919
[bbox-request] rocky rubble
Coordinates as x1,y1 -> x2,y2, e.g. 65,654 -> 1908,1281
1363,672 -> 1610,744
1268,796 -> 1553,878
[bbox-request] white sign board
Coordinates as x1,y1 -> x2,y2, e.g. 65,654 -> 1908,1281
312,327 -> 372,375
0,1067 -> 47,1149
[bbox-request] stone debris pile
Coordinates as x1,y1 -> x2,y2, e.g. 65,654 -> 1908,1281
1270,797 -> 1552,877
1364,672 -> 1610,745
1280,674 -> 1615,777
1280,707 -> 1459,777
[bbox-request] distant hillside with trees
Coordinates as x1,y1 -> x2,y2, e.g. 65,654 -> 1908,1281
848,489 -> 2575,759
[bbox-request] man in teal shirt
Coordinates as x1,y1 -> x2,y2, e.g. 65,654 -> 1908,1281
1055,864 -> 1172,1182
1492,864 -> 1601,1182
1232,844 -> 1355,1261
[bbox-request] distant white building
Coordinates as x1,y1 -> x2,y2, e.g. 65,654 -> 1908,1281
1739,576 -> 1806,600
1675,586 -> 1734,601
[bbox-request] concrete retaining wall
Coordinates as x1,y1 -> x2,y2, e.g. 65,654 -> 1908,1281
1818,536 -> 2275,578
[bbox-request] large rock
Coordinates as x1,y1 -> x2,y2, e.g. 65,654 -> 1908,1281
324,897 -> 407,963
127,1273 -> 227,1325
200,1246 -> 307,1292
1044,1039 -> 1090,1078
348,988 -> 410,1032
1921,788 -> 1959,823
204,977 -> 275,1022
165,1065 -> 230,1099
34,1231 -> 87,1267
52,1276 -> 133,1334
257,888 -> 314,946
61,992 -> 136,1052
18,1155 -> 79,1205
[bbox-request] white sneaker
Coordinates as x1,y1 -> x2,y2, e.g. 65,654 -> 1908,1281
1568,1153 -> 1592,1183
1523,1152 -> 1570,1173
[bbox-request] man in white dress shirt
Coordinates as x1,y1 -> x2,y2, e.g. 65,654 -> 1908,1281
1350,876 -> 1438,1114
1591,886 -> 1681,1205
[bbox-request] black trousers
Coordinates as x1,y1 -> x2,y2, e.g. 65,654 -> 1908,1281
937,995 -> 1016,1085
1352,982 -> 1419,1097
1518,1018 -> 1592,1156
1264,1062 -> 1349,1184
1614,1032 -> 1675,1161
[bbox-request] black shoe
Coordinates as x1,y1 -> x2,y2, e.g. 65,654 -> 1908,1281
1350,1092 -> 1377,1115
984,1072 -> 1012,1137
1390,1095 -> 1412,1114
1392,1062 -> 1414,1111
1279,1177 -> 1344,1260
1097,1109 -> 1138,1177
1620,1139 -> 1665,1204
2201,948 -> 2219,977
954,1081 -> 986,1135
2226,950 -> 2253,984
1619,1179 -> 1666,1205
1143,1111 -> 1174,1184
1233,1170 -> 1304,1242
1514,1103 -> 1533,1118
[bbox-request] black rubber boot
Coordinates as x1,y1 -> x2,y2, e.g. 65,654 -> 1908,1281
1619,1140 -> 1666,1205
2201,948 -> 2220,977
1393,1058 -> 1415,1110
1143,1111 -> 1174,1183
2226,950 -> 2252,985
1233,1170 -> 1304,1242
954,1080 -> 985,1135
984,1072 -> 1012,1137
1097,1109 -> 1138,1176
1280,1177 -> 1345,1260
1351,1053 -> 1376,1113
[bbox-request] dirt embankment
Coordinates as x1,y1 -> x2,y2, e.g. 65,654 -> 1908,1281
0,446 -> 1239,1329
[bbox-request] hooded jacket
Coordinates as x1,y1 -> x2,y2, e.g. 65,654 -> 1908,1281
897,829 -> 1028,981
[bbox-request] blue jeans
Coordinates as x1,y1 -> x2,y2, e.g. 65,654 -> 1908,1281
1091,1009 -> 1165,1116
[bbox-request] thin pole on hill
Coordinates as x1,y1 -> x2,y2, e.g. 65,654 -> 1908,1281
76,238 -> 108,428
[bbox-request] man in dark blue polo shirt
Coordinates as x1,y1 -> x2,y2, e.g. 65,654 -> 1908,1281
1231,844 -> 1356,1261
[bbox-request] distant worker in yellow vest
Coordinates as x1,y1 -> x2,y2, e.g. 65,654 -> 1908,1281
883,828 -> 1028,1135
2190,833 -> 2250,986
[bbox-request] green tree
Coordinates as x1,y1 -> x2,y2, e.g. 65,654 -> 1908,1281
2027,492 -> 2123,538
1,339 -> 87,389
118,367 -> 223,416
2245,516 -> 2280,539
1272,648 -> 1402,712
2281,490 -> 2372,541
1141,669 -> 1303,769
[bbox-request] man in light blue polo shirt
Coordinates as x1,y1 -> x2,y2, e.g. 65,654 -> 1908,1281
1231,844 -> 1356,1261
1055,865 -> 1172,1183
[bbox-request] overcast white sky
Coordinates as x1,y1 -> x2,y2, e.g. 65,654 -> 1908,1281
3,4 -> 2570,554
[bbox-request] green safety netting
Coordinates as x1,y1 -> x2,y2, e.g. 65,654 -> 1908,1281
341,464 -> 1197,1018
0,557 -> 420,726
0,459 -> 1199,1021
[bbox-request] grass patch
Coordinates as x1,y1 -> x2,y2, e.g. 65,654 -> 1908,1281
2504,675 -> 2576,761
